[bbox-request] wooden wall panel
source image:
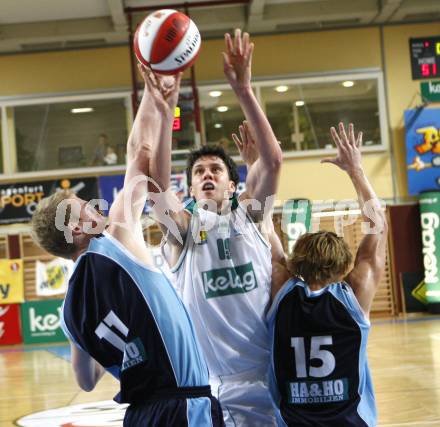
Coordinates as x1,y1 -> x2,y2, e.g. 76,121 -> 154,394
0,235 -> 6,258
21,233 -> 57,301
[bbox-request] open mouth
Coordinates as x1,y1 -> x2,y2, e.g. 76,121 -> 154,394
202,182 -> 215,191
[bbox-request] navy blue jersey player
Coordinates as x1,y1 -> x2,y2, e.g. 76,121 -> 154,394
31,67 -> 224,427
268,123 -> 388,427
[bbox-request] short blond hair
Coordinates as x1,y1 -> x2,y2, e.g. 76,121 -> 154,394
31,190 -> 76,258
287,231 -> 353,285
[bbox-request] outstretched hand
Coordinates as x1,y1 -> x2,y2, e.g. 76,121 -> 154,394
138,63 -> 182,116
321,123 -> 363,174
223,29 -> 254,92
232,121 -> 259,167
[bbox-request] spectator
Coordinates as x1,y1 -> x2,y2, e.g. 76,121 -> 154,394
103,145 -> 118,165
91,133 -> 109,166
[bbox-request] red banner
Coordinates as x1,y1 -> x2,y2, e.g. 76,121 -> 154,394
0,304 -> 22,345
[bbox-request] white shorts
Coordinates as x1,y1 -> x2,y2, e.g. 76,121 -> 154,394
209,366 -> 276,427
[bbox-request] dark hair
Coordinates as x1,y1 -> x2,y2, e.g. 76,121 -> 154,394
186,144 -> 239,187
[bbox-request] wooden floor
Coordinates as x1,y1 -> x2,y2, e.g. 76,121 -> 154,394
2,315 -> 440,426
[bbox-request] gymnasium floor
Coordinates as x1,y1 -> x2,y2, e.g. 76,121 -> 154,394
2,316 -> 440,427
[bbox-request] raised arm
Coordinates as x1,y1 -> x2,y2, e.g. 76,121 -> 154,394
322,123 -> 388,316
223,30 -> 282,219
233,121 -> 288,299
136,67 -> 189,252
107,66 -> 182,248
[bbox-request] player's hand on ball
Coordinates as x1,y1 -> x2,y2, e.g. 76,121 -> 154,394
138,63 -> 182,116
223,29 -> 254,92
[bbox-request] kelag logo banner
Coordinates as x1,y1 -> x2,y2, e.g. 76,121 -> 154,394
21,299 -> 67,344
0,259 -> 24,304
405,108 -> 440,195
0,177 -> 98,224
419,191 -> 440,307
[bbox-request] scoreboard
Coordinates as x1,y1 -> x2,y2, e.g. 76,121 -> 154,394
409,36 -> 440,80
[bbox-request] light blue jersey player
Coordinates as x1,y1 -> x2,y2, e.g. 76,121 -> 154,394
268,123 -> 388,427
31,66 -> 224,427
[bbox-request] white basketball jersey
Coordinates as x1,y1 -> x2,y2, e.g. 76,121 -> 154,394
168,201 -> 272,377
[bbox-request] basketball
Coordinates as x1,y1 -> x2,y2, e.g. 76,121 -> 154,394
134,9 -> 201,75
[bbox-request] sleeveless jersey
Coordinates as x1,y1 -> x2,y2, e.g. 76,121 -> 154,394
267,279 -> 376,427
61,232 -> 210,405
168,201 -> 272,376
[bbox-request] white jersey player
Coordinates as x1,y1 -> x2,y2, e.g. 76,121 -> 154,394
148,30 -> 283,426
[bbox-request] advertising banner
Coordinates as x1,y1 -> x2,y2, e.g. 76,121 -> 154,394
236,165 -> 248,196
35,258 -> 74,297
405,108 -> 440,195
0,259 -> 24,304
401,272 -> 427,313
421,81 -> 440,102
0,304 -> 22,345
98,172 -> 189,214
281,199 -> 312,254
419,191 -> 440,313
0,177 -> 98,224
21,299 -> 67,344
97,174 -> 124,213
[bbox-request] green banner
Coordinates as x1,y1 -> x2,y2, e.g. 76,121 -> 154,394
282,199 -> 312,254
421,81 -> 440,102
21,299 -> 67,344
419,191 -> 440,311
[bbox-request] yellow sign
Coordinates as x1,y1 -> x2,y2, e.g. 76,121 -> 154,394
437,43 -> 440,55
0,259 -> 24,303
36,258 -> 72,296
411,279 -> 428,305
415,126 -> 440,154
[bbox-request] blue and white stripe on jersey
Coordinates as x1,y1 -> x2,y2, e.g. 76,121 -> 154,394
91,232 -> 209,387
61,232 -> 209,388
267,278 -> 376,427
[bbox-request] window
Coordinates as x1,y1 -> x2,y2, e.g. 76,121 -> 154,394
0,71 -> 387,177
0,109 -> 4,174
13,97 -> 129,172
200,87 -> 251,155
260,77 -> 383,152
198,72 -> 387,157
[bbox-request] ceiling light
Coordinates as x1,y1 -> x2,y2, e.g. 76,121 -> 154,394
71,107 -> 94,114
209,90 -> 222,97
275,85 -> 289,93
342,81 -> 354,88
295,100 -> 305,107
217,106 -> 228,112
214,123 -> 223,129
